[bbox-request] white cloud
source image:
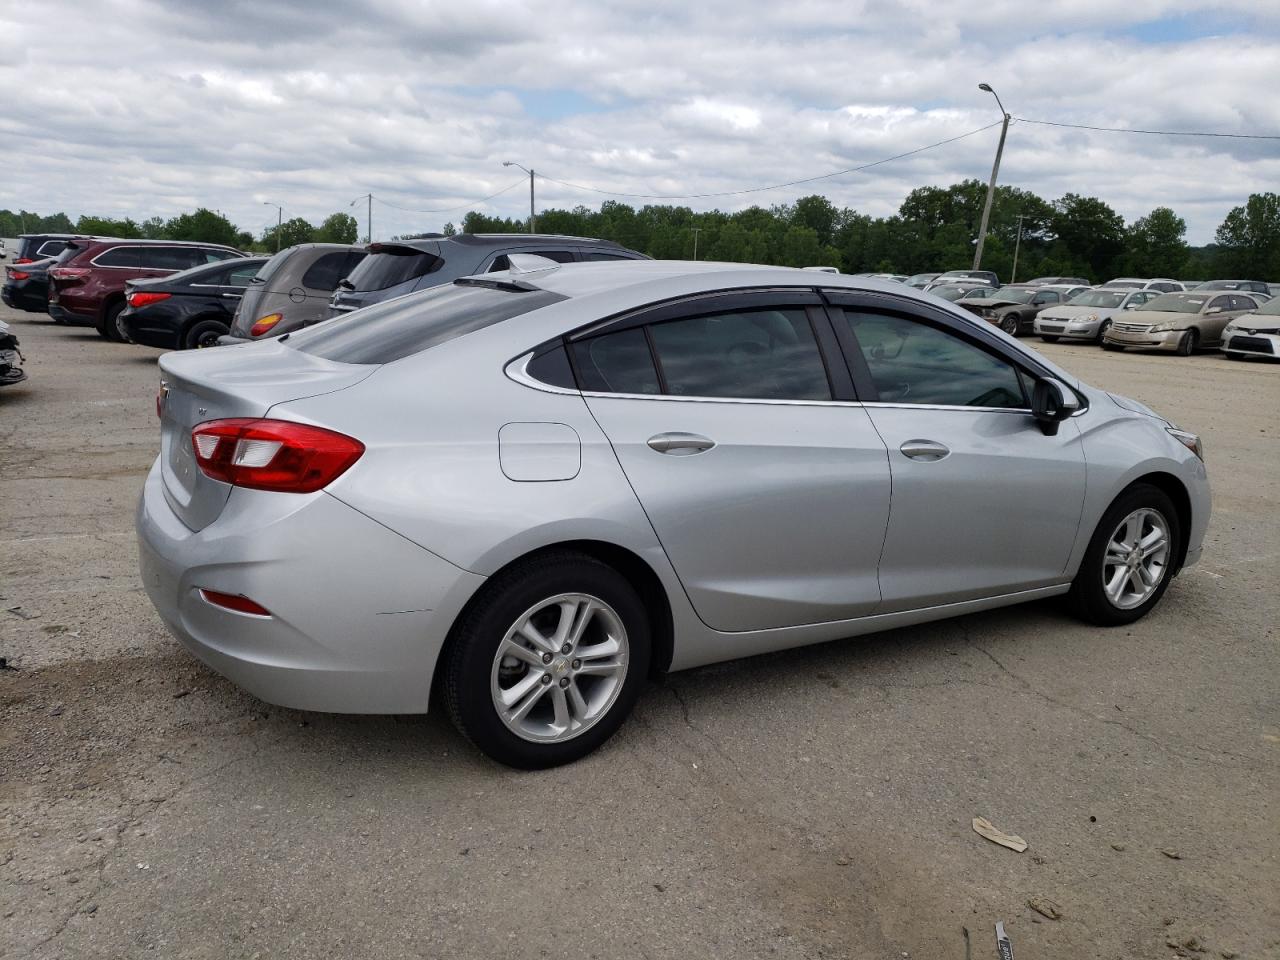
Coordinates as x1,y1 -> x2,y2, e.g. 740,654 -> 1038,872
0,0 -> 1276,243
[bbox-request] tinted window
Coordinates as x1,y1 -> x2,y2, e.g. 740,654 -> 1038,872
1228,295 -> 1254,311
94,247 -> 140,267
843,311 -> 1027,409
225,262 -> 262,287
139,247 -> 202,270
291,281 -> 566,364
301,251 -> 358,291
347,248 -> 441,291
571,328 -> 660,395
647,308 -> 831,401
1032,291 -> 1059,304
36,240 -> 68,257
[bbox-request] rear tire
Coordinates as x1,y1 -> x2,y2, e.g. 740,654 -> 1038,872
442,551 -> 651,769
1068,483 -> 1181,626
1176,328 -> 1199,356
99,301 -> 126,342
184,318 -> 230,350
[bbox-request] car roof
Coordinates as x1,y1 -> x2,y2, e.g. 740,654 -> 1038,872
372,234 -> 640,253
75,238 -> 243,250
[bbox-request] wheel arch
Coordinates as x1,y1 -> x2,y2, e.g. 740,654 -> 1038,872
432,539 -> 676,700
1121,471 -> 1193,573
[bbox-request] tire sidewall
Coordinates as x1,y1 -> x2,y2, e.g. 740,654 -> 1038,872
1072,484 -> 1182,626
100,302 -> 125,342
185,318 -> 229,349
447,557 -> 651,769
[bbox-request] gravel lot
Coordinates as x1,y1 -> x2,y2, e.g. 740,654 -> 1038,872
1,304 -> 1276,960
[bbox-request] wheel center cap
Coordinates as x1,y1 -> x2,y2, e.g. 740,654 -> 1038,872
552,658 -> 570,676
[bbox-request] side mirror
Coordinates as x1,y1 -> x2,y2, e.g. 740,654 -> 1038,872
1032,377 -> 1080,436
1206,306 -> 1221,314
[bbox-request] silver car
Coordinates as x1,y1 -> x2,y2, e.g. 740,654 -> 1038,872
137,261 -> 1210,768
1034,288 -> 1160,343
1221,295 -> 1280,361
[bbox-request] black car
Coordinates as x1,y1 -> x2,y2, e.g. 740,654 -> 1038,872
119,257 -> 268,349
2,255 -> 60,312
329,233 -> 649,317
955,284 -> 1066,335
10,233 -> 85,264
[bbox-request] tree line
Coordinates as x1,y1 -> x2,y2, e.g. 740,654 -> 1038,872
5,186 -> 1278,281
0,208 -> 358,254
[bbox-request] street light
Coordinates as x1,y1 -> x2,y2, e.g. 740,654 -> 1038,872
973,83 -> 1010,272
350,194 -> 372,245
262,201 -> 283,253
502,161 -> 536,234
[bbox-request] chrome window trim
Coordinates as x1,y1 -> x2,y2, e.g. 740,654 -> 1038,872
505,352 -> 580,396
582,390 -> 866,408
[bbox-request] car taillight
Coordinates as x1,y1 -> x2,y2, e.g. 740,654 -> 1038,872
190,418 -> 364,493
9,270 -> 29,281
50,267 -> 90,281
249,313 -> 283,337
15,257 -> 33,265
128,291 -> 170,308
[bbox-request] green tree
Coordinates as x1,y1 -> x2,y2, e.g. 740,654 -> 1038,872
165,208 -> 240,247
75,215 -> 143,238
261,217 -> 317,251
1122,207 -> 1189,277
1213,193 -> 1280,278
441,222 -> 457,237
140,216 -> 167,239
315,212 -> 358,244
1050,194 -> 1126,279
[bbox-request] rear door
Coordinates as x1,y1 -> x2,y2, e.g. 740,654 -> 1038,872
827,291 -> 1086,612
576,290 -> 892,632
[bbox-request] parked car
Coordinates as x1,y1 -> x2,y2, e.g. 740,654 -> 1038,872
926,281 -> 997,302
1193,279 -> 1270,297
221,243 -> 367,344
0,319 -> 24,387
1103,291 -> 1262,354
1034,288 -> 1160,343
1101,277 -> 1183,293
329,234 -> 648,317
1220,296 -> 1280,361
2,254 -> 61,312
119,257 -> 269,349
955,284 -> 1068,335
47,239 -> 246,341
138,260 -> 1208,768
10,233 -> 83,265
904,272 -> 942,289
929,269 -> 1000,288
1024,276 -> 1090,286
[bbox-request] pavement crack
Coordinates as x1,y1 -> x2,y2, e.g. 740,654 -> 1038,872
668,684 -> 748,782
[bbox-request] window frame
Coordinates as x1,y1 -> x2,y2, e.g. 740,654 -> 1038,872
563,288 -> 853,404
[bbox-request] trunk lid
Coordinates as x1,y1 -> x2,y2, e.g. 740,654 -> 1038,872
156,341 -> 375,530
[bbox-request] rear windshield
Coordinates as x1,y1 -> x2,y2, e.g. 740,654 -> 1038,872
345,246 -> 442,292
290,281 -> 567,364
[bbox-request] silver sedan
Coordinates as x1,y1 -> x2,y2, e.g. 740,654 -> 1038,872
137,261 -> 1210,767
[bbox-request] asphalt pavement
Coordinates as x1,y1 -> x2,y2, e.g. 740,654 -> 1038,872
1,305 -> 1276,959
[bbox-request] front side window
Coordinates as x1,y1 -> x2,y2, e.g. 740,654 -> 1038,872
842,311 -> 1027,409
647,309 -> 831,401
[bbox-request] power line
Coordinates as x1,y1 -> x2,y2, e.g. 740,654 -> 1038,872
534,120 -> 1006,200
369,179 -> 527,214
1014,117 -> 1280,140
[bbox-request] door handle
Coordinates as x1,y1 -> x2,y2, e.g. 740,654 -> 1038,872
221,292 -> 243,299
647,432 -> 716,455
899,439 -> 950,462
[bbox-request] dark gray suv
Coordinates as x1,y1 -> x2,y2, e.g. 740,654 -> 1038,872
328,234 -> 648,317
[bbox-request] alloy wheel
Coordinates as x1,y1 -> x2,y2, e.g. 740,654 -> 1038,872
490,593 -> 629,743
1101,508 -> 1170,610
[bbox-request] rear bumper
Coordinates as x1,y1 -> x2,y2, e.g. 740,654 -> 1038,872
47,303 -> 97,326
136,459 -> 486,713
120,310 -> 180,348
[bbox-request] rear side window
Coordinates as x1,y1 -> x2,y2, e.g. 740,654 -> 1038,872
226,263 -> 262,287
138,247 -> 203,270
201,249 -> 240,263
648,309 -> 832,400
347,247 -> 441,291
94,246 -> 141,267
301,252 -> 360,291
571,328 -> 660,395
291,282 -> 566,364
36,240 -> 68,258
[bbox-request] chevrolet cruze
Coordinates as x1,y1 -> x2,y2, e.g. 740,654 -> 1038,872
137,260 -> 1210,768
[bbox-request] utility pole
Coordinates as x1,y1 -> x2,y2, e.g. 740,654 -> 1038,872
691,227 -> 701,260
1011,214 -> 1028,283
262,201 -> 283,253
503,162 -> 536,233
973,83 -> 1010,272
349,194 -> 372,244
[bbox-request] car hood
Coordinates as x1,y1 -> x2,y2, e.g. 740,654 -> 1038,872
1108,392 -> 1171,426
1124,310 -> 1203,325
1229,314 -> 1280,331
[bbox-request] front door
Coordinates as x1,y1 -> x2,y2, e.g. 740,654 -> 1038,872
831,302 -> 1087,612
575,293 -> 892,632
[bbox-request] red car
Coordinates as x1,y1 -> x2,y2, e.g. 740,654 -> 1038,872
48,239 -> 246,341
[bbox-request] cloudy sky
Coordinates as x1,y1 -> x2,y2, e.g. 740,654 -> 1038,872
1,0 -> 1277,244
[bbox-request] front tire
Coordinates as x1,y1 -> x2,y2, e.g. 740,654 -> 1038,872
1000,313 -> 1019,335
1068,483 -> 1181,626
442,551 -> 651,768
1176,328 -> 1199,356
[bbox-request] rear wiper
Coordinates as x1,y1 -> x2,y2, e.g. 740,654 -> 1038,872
454,276 -> 539,293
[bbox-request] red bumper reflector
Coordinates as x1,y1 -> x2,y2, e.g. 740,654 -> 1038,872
199,589 -> 272,616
